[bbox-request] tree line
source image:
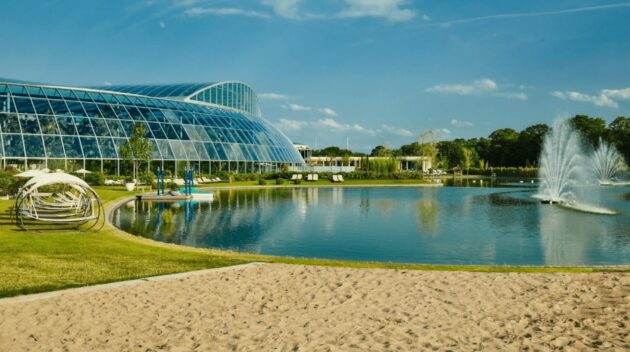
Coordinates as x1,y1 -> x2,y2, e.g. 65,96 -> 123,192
311,115 -> 630,169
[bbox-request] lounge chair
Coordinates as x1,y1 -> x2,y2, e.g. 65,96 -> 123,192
173,178 -> 185,186
297,174 -> 303,180
332,175 -> 339,182
312,174 -> 319,181
337,175 -> 344,182
291,174 -> 298,180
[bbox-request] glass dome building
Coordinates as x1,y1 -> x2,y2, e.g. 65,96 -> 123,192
0,78 -> 304,175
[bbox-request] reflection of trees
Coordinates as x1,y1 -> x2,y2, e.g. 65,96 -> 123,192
415,190 -> 439,236
539,207 -> 595,266
374,199 -> 394,218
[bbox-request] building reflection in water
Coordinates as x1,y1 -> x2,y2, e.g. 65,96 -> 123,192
415,189 -> 439,236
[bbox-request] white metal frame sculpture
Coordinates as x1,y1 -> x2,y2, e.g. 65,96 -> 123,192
14,173 -> 104,231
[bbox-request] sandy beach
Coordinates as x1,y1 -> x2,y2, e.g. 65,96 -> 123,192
1,263 -> 628,351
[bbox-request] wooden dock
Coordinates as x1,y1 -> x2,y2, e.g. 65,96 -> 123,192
135,194 -> 192,202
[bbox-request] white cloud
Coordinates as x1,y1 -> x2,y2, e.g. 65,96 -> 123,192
276,118 -> 308,131
258,92 -> 292,100
552,90 -> 618,108
185,7 -> 270,19
158,21 -> 166,28
422,14 -> 430,21
426,78 -> 528,100
261,0 -> 301,20
317,118 -> 377,135
602,88 -> 630,100
380,124 -> 413,137
439,128 -> 451,136
450,119 -> 473,127
338,0 -> 416,22
283,103 -> 311,112
318,107 -> 337,116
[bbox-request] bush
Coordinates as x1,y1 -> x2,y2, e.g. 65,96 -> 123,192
293,179 -> 302,185
258,178 -> 267,185
84,172 -> 105,186
169,182 -> 179,191
275,178 -> 285,185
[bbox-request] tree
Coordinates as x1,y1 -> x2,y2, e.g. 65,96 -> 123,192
488,128 -> 520,166
370,145 -> 391,157
569,115 -> 607,148
462,147 -> 473,174
516,123 -> 550,166
608,116 -> 630,162
119,123 -> 153,184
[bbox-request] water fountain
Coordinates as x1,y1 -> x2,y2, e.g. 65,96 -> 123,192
535,119 -> 619,214
591,138 -> 627,185
537,119 -> 586,204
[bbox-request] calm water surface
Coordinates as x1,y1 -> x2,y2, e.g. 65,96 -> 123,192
112,185 -> 630,266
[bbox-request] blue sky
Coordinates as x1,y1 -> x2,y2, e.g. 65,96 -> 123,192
1,0 -> 629,152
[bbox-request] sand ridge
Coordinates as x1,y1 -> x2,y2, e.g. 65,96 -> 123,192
0,264 -> 629,351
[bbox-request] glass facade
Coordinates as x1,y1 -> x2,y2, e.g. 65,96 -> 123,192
0,79 -> 304,170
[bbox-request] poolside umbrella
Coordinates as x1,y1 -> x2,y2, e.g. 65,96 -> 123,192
14,170 -> 45,178
74,168 -> 92,179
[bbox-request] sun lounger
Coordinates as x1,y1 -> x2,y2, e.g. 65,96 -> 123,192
173,178 -> 185,186
337,175 -> 344,182
307,174 -> 313,181
291,174 -> 298,180
312,174 -> 318,181
297,174 -> 303,180
332,175 -> 339,182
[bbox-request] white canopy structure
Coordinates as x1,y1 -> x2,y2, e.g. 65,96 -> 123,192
14,172 -> 104,231
14,170 -> 46,178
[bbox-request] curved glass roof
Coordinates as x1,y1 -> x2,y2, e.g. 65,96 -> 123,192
90,82 -> 213,99
0,78 -> 304,165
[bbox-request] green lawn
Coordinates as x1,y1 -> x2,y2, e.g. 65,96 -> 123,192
0,184 -> 626,298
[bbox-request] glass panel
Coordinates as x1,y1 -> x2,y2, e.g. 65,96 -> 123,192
204,143 -> 219,160
149,139 -> 161,159
80,137 -> 100,158
105,119 -> 126,137
157,140 -> 174,159
31,98 -> 53,114
182,141 -> 199,159
97,104 -> 118,119
43,135 -> 65,157
90,118 -> 111,136
20,114 -> 40,134
171,124 -> 189,140
11,97 -> 35,114
56,115 -> 77,135
0,113 -> 22,133
194,125 -> 210,141
2,134 -> 24,157
183,125 -> 200,140
213,143 -> 228,161
148,122 -> 166,139
38,115 -> 59,134
74,116 -> 95,136
161,123 -> 177,139
119,120 -> 134,136
98,137 -> 117,158
62,136 -> 83,158
81,102 -> 101,117
66,101 -> 87,117
168,140 -> 187,160
194,142 -> 209,159
48,99 -> 71,115
23,135 -> 46,157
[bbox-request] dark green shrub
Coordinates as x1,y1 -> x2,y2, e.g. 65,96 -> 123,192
84,171 -> 105,186
275,178 -> 285,185
293,179 -> 302,185
169,182 -> 179,191
258,178 -> 267,185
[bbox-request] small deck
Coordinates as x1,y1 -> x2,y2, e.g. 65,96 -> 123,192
135,194 -> 193,202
